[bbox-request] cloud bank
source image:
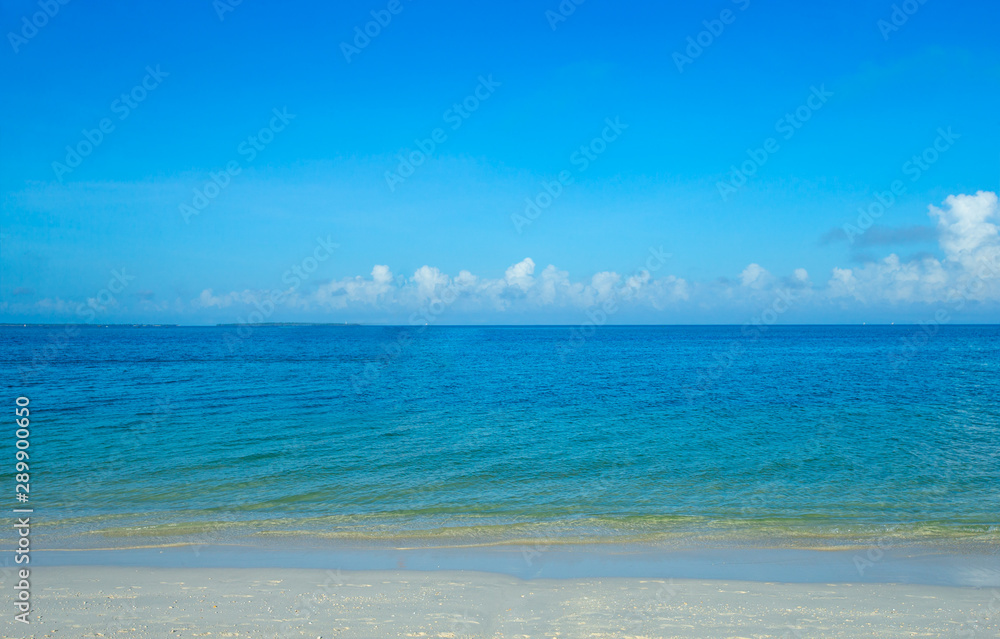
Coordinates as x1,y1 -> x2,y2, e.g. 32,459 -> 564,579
5,191 -> 999,324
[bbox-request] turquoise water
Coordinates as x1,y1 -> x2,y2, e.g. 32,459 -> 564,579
3,325 -> 999,551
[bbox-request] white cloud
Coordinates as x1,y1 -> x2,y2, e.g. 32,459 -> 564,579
313,265 -> 396,309
171,192 -> 1000,320
824,191 -> 1000,304
929,191 -> 999,272
412,265 -> 449,301
371,264 -> 393,285
591,271 -> 621,301
739,263 -> 771,288
195,288 -> 262,308
454,270 -> 478,289
504,257 -> 536,291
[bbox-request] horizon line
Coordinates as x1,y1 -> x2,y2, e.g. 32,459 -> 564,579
2,323 -> 999,328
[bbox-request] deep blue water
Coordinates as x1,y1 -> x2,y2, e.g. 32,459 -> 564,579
2,325 -> 999,550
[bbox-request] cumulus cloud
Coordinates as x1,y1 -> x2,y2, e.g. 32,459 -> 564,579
309,265 -> 396,309
371,264 -> 393,285
739,263 -> 771,289
195,289 -> 257,308
413,265 -> 448,300
205,253 -> 686,317
504,257 -> 535,291
169,192 -> 1000,320
824,191 -> 1000,304
930,191 -> 999,272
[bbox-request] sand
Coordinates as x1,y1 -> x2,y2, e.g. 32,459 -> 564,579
4,566 -> 999,638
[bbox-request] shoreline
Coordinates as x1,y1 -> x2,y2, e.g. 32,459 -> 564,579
19,540 -> 1000,588
6,566 -> 1000,638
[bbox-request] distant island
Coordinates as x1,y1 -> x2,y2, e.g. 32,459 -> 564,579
215,322 -> 360,327
1,323 -> 360,327
0,323 -> 180,328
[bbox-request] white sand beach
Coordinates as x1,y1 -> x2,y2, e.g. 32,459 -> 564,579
5,566 -> 999,638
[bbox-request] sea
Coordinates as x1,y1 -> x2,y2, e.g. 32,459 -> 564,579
2,325 -> 999,581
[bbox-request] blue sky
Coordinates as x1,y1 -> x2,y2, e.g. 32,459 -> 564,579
2,0 -> 999,324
